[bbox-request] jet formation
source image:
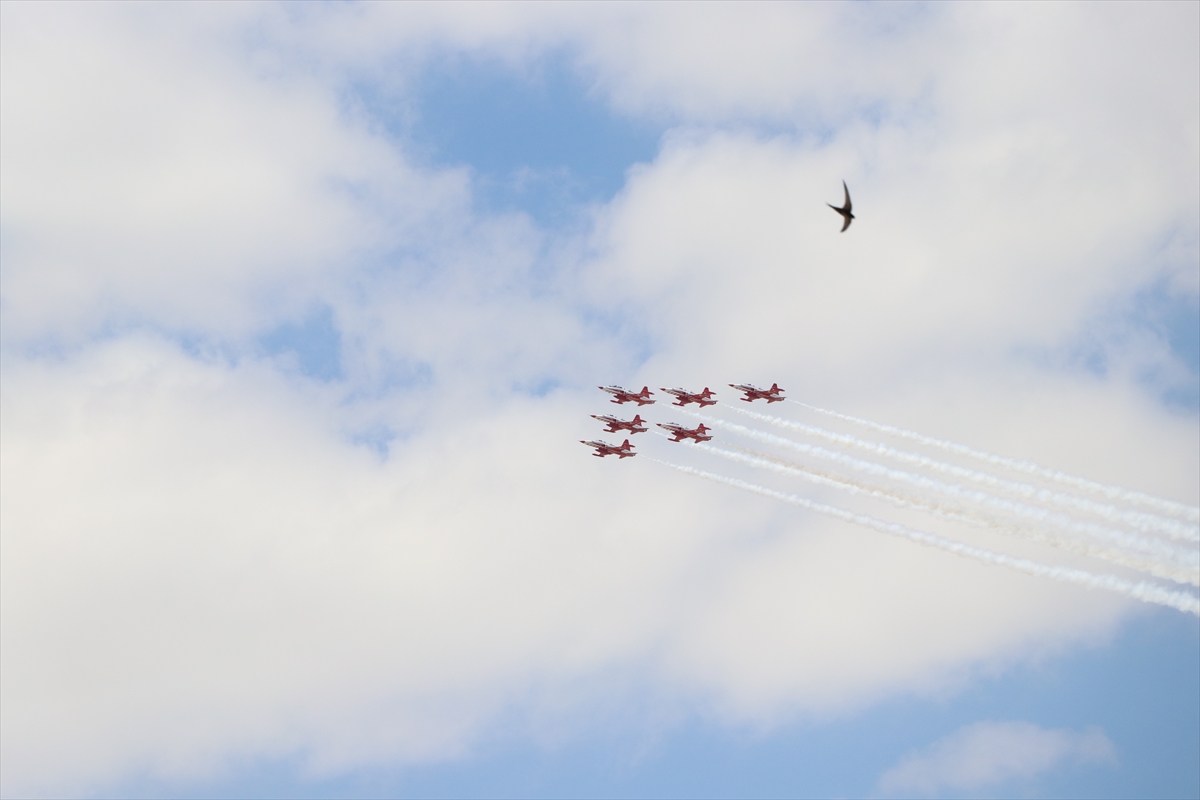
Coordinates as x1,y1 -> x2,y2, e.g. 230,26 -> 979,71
584,383 -> 784,458
587,182 -> 837,458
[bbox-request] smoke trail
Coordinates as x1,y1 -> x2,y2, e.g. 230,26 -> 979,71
650,458 -> 1200,616
790,400 -> 1200,524
692,415 -> 1196,570
698,443 -> 1199,586
724,406 -> 1198,544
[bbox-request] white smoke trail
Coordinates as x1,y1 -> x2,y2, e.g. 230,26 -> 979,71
790,400 -> 1200,524
698,443 -> 1199,586
691,415 -> 1197,571
725,406 -> 1198,544
650,458 -> 1200,616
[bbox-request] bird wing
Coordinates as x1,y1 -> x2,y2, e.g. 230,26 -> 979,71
842,180 -> 851,214
840,214 -> 852,232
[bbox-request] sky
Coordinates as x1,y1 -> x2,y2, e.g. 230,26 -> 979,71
1,2 -> 1198,798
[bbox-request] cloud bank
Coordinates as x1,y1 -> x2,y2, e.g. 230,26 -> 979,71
1,2 -> 1196,796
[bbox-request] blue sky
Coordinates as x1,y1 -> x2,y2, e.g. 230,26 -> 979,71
2,4 -> 1198,799
406,52 -> 661,223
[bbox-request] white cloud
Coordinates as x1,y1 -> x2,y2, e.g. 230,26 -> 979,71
0,334 -> 1150,798
0,336 -> 739,793
0,2 -> 470,343
1,2 -> 1196,797
876,720 -> 1117,797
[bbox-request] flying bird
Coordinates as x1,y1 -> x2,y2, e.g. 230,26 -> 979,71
828,180 -> 854,232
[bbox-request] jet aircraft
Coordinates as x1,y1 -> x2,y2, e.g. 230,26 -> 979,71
591,414 -> 648,434
729,383 -> 786,403
599,385 -> 656,406
828,180 -> 854,232
581,438 -> 637,458
660,387 -> 717,407
657,422 -> 713,443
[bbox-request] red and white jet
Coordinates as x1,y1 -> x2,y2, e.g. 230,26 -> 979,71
581,438 -> 637,458
657,422 -> 712,443
728,383 -> 786,403
599,385 -> 656,406
660,387 -> 717,407
591,413 -> 648,434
